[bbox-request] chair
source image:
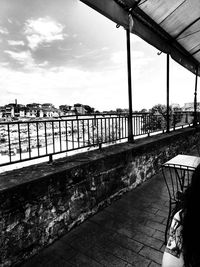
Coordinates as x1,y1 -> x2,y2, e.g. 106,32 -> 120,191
162,164 -> 192,244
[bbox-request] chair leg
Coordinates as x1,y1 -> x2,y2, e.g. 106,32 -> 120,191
165,199 -> 172,245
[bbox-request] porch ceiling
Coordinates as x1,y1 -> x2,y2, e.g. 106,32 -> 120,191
80,0 -> 200,76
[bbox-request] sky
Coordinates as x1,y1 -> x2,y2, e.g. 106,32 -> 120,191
0,0 -> 198,111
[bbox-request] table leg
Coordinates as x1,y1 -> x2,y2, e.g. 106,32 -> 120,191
165,198 -> 172,245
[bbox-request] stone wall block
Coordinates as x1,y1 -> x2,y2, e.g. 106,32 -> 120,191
69,185 -> 90,220
99,153 -> 126,173
68,167 -> 86,184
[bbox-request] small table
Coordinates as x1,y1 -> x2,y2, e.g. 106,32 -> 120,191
162,154 -> 200,244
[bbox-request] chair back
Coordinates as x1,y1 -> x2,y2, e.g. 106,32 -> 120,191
162,165 -> 192,203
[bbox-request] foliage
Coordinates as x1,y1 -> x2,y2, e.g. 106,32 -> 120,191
140,108 -> 148,113
142,104 -> 173,132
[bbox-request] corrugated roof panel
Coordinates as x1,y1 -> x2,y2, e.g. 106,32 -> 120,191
178,27 -> 200,52
159,1 -> 200,37
139,0 -> 185,25
194,53 -> 200,62
189,43 -> 200,54
177,20 -> 200,41
139,0 -> 200,37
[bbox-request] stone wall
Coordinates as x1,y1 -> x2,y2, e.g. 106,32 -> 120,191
0,127 -> 199,266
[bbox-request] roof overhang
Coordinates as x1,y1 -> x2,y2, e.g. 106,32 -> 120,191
80,0 -> 200,76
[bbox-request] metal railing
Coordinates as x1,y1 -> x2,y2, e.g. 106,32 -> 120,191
0,112 -> 196,167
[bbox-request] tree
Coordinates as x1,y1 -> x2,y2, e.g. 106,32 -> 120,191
140,108 -> 148,113
84,105 -> 94,114
143,104 -> 173,132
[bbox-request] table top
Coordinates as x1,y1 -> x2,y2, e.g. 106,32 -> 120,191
163,154 -> 200,170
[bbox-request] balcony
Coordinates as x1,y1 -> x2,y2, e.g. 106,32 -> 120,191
0,124 -> 199,266
20,147 -> 198,267
1,1 -> 200,266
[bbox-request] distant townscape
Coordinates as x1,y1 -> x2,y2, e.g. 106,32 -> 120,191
0,100 -> 96,121
0,100 -> 199,121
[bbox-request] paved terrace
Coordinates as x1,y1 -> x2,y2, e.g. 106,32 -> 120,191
19,166 -> 172,267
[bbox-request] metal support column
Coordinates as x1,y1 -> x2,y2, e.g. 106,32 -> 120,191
166,54 -> 170,133
126,28 -> 134,143
193,67 -> 198,127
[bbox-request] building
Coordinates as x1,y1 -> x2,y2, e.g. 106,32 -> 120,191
26,103 -> 41,117
0,101 -> 95,119
0,100 -> 25,118
0,106 -> 5,119
26,103 -> 41,109
171,103 -> 181,112
183,102 -> 200,111
59,105 -> 72,115
41,103 -> 59,117
4,105 -> 15,118
25,103 -> 59,118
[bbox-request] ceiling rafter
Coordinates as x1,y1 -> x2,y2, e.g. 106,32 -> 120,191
177,29 -> 200,41
174,16 -> 200,40
192,48 -> 200,56
159,0 -> 186,26
189,43 -> 200,53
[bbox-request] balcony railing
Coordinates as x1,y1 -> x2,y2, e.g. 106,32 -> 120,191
0,112 -> 196,167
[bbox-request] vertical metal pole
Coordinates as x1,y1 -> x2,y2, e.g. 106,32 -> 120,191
126,29 -> 134,143
166,54 -> 170,133
193,67 -> 198,127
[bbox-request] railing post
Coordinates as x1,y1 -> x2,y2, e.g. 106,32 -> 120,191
94,114 -> 97,126
186,112 -> 188,124
173,114 -> 176,131
119,114 -> 121,139
126,28 -> 134,143
166,54 -> 170,133
193,67 -> 198,127
49,154 -> 53,163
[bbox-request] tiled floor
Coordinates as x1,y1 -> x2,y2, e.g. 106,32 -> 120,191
20,168 -> 170,267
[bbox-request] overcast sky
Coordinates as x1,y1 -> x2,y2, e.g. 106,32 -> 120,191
0,0 -> 198,111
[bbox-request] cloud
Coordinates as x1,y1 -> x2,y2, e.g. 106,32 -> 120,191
4,50 -> 35,69
8,40 -> 25,46
0,55 -> 195,111
0,26 -> 9,35
0,62 -> 9,67
38,61 -> 48,67
111,50 -> 147,64
0,62 -> 126,110
110,50 -> 153,80
8,19 -> 13,24
24,17 -> 67,50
